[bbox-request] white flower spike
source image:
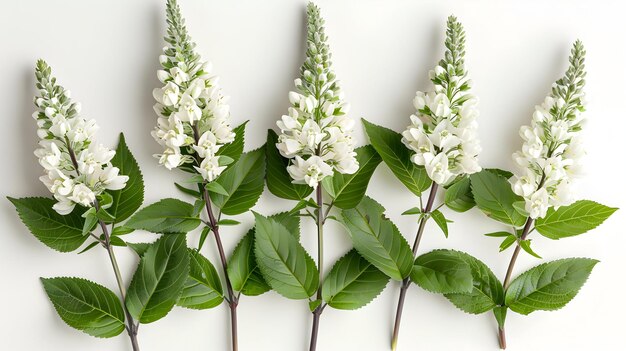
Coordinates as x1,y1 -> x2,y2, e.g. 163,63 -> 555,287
511,41 -> 587,219
33,60 -> 128,214
401,16 -> 481,185
276,3 -> 358,188
152,0 -> 235,182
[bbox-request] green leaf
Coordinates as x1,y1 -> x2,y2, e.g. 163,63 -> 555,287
430,210 -> 449,238
484,231 -> 513,238
401,207 -> 422,216
125,198 -> 201,234
217,219 -> 240,226
470,170 -> 526,227
109,133 -> 144,223
205,182 -> 229,196
82,207 -> 98,236
493,306 -> 507,328
111,226 -> 134,236
253,213 -> 318,299
322,145 -> 382,209
519,239 -> 542,259
322,249 -> 390,310
218,155 -> 234,167
177,249 -> 224,310
78,241 -> 100,254
309,299 -> 322,312
8,197 -> 88,252
362,119 -> 431,196
265,129 -> 313,200
340,196 -> 413,281
499,236 -> 517,252
411,249 -> 473,294
535,200 -> 617,239
174,183 -> 201,198
126,234 -> 190,323
444,252 -> 504,314
216,121 -> 247,164
228,229 -> 271,296
444,177 -> 475,212
96,208 -> 116,223
505,258 -> 599,315
41,277 -> 125,338
127,242 -> 150,257
485,168 -> 514,179
197,226 -> 211,251
210,147 -> 266,215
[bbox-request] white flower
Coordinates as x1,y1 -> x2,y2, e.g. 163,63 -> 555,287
423,152 -> 454,185
77,144 -> 116,175
158,148 -> 183,170
52,197 -> 76,215
175,94 -> 202,123
153,82 -> 180,107
40,169 -> 74,196
34,141 -> 62,170
525,188 -> 549,219
66,118 -> 98,144
68,183 -> 96,207
511,41 -> 586,219
194,156 -> 226,182
193,131 -> 220,158
287,156 -> 334,187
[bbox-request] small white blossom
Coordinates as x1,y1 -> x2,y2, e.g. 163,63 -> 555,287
401,17 -> 481,185
152,0 -> 236,182
32,60 -> 128,214
510,41 -> 586,219
275,3 -> 358,187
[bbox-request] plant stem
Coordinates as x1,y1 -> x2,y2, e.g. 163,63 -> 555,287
497,217 -> 534,350
309,185 -> 325,351
65,141 -> 140,350
391,183 -> 438,351
202,188 -> 238,351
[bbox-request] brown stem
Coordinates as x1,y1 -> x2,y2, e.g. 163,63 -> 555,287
309,185 -> 325,351
390,183 -> 438,350
498,327 -> 506,350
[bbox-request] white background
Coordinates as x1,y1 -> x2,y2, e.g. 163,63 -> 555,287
1,0 -> 624,350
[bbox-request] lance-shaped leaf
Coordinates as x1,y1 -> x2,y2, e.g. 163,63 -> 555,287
8,197 -> 87,252
535,200 -> 617,239
109,133 -> 144,223
125,198 -> 201,234
228,212 -> 298,296
341,196 -> 413,281
444,251 -> 504,314
444,177 -> 475,212
322,249 -> 390,310
253,213 -> 318,299
322,145 -> 382,209
411,249 -> 473,294
216,121 -> 247,163
505,258 -> 598,315
470,170 -> 526,227
265,129 -> 313,200
209,147 -> 266,215
177,249 -> 223,309
126,234 -> 189,323
362,119 -> 431,196
41,277 -> 125,338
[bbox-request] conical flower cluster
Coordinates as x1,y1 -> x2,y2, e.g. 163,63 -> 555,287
401,16 -> 481,185
152,0 -> 235,181
511,41 -> 586,219
33,60 -> 128,214
275,2 -> 358,187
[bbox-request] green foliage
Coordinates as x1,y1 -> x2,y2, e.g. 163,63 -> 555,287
505,258 -> 598,315
125,198 -> 201,234
322,249 -> 389,310
228,229 -> 271,296
253,213 -> 318,299
470,170 -> 526,227
109,133 -> 144,223
322,145 -> 382,209
444,252 -> 504,314
177,249 -> 224,310
41,277 -> 125,338
341,196 -> 413,281
535,200 -> 617,239
444,177 -> 475,212
126,235 -> 189,323
411,250 -> 473,294
217,122 -> 247,164
8,197 -> 88,252
430,210 -> 449,237
210,147 -> 266,215
265,129 -> 313,200
362,119 -> 431,196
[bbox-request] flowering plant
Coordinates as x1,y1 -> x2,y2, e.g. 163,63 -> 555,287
412,41 -> 617,349
9,61 -> 152,350
355,16 -> 487,350
122,1 -> 266,350
255,3 -> 388,350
